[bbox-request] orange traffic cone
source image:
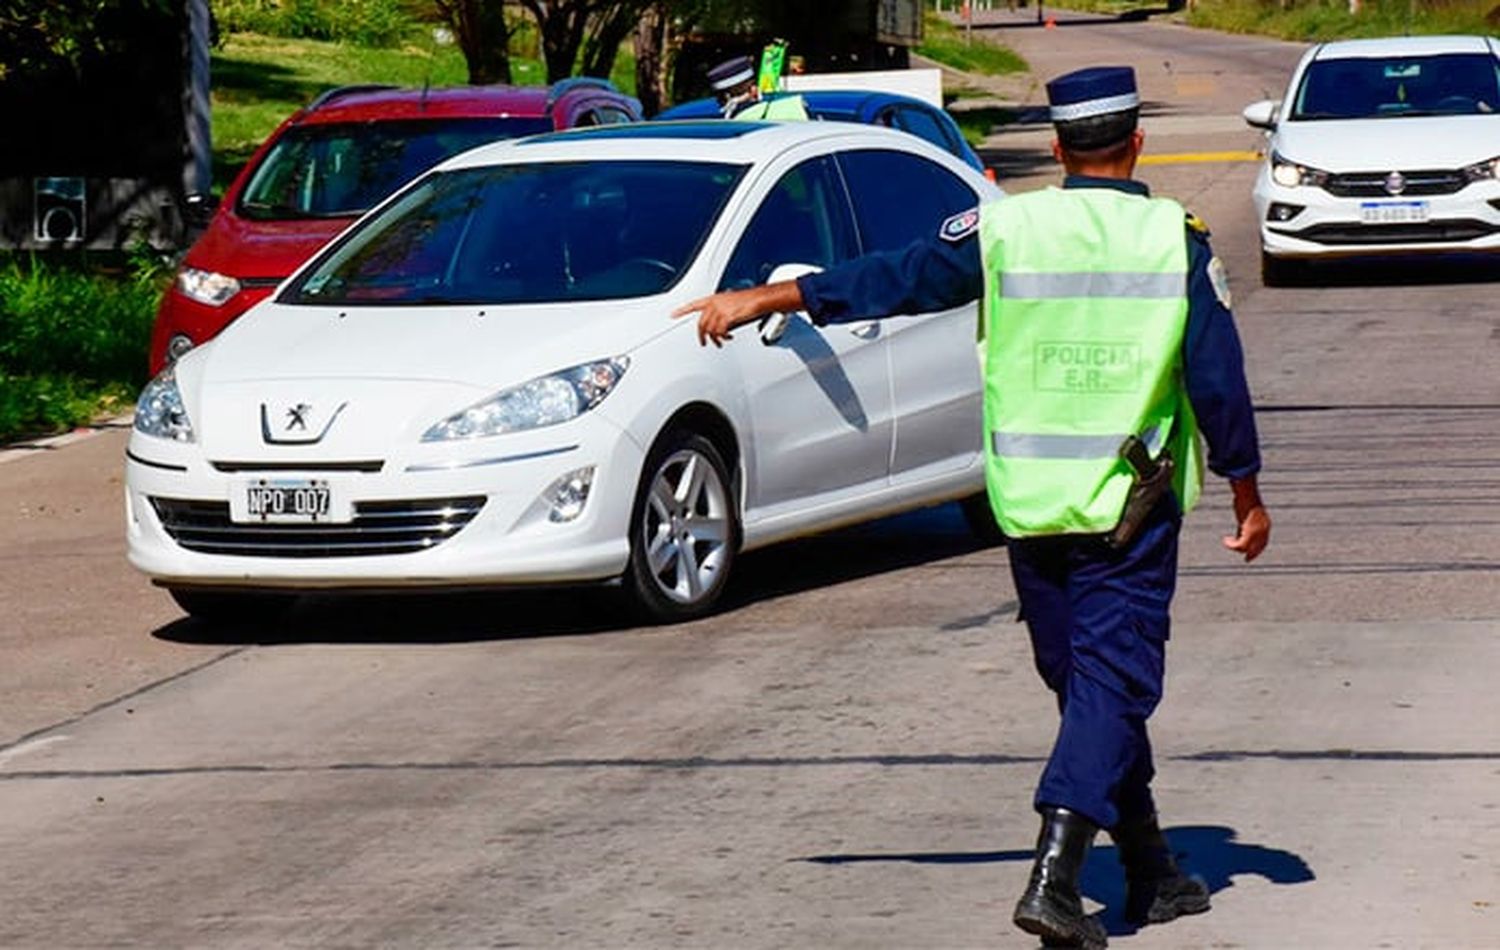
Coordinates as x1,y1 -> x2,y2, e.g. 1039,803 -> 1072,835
1045,16 -> 1057,29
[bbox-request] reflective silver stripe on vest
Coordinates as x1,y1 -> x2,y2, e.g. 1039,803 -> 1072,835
1002,271 -> 1187,300
992,426 -> 1162,460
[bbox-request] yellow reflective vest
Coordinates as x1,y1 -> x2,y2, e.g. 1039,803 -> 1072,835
730,95 -> 810,121
978,186 -> 1204,538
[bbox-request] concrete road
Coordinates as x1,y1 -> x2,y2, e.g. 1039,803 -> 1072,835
3,11 -> 1499,948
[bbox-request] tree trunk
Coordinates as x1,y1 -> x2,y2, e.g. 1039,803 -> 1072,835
521,1 -> 591,84
435,0 -> 513,85
581,2 -> 641,79
634,4 -> 669,115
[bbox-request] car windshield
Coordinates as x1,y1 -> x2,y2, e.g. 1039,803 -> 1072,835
239,117 -> 553,220
1291,52 -> 1500,120
283,160 -> 746,305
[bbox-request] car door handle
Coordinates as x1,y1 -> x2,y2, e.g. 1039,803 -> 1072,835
847,321 -> 880,340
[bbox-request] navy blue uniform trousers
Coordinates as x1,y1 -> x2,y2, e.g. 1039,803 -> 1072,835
1007,495 -> 1181,831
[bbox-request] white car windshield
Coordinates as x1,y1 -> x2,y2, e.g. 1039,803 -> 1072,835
1291,53 -> 1500,120
284,160 -> 746,305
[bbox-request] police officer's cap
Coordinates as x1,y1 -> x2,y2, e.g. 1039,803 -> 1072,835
708,56 -> 756,93
1047,66 -> 1140,151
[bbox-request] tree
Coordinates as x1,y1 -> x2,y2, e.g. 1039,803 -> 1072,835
434,0 -> 515,84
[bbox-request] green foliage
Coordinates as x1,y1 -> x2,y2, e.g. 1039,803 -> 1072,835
0,254 -> 166,441
212,0 -> 417,47
917,11 -> 1027,76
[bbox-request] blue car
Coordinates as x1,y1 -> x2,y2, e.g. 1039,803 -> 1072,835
655,89 -> 987,174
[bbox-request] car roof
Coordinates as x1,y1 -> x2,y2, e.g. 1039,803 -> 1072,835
1313,34 -> 1497,59
294,81 -> 630,125
437,119 -> 969,170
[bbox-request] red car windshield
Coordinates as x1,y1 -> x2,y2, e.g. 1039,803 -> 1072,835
238,117 -> 553,220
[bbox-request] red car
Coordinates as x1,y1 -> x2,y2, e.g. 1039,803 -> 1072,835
150,79 -> 642,373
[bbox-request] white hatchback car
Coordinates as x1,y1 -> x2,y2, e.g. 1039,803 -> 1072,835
1243,35 -> 1500,284
126,121 -> 1001,623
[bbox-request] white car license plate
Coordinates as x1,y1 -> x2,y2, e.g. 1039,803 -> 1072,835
1360,200 -> 1429,225
230,478 -> 351,524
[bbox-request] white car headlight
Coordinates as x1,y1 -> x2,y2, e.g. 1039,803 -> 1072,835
175,266 -> 241,306
422,357 -> 629,442
1270,151 -> 1330,189
1463,156 -> 1500,182
133,367 -> 195,442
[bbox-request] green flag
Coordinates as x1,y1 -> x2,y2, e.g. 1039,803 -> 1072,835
758,41 -> 788,94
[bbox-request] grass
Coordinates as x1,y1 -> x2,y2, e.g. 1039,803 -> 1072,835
1045,0 -> 1496,40
918,12 -> 1028,76
1184,0 -> 1496,41
0,253 -> 168,441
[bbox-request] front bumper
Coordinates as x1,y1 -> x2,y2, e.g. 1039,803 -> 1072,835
124,414 -> 644,590
1253,173 -> 1500,259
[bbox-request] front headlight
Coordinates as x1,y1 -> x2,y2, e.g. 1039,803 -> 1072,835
1463,156 -> 1500,182
133,367 -> 195,442
175,266 -> 241,306
1270,151 -> 1330,189
422,357 -> 629,442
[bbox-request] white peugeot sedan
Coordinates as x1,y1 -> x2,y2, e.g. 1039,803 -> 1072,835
126,121 -> 1001,623
1243,35 -> 1500,284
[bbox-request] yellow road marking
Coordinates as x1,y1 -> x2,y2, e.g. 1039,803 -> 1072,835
1139,151 -> 1263,165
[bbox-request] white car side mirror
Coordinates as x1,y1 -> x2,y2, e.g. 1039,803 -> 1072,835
1242,99 -> 1278,130
760,262 -> 823,344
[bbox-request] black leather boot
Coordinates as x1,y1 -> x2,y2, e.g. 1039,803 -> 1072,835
1110,814 -> 1211,925
1013,806 -> 1107,948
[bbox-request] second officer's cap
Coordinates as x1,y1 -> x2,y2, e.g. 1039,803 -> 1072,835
1046,66 -> 1140,151
708,55 -> 756,93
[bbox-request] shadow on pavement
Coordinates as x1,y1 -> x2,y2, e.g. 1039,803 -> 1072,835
152,502 -> 997,646
1274,254 -> 1500,288
801,823 -> 1314,938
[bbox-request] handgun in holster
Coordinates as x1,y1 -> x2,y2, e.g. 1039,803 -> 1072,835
1105,435 -> 1175,550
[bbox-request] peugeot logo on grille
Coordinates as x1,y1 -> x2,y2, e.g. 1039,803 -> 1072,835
285,403 -> 313,431
261,400 -> 348,444
1384,171 -> 1406,196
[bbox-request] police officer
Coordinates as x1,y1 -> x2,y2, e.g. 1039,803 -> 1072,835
675,65 -> 1271,949
705,54 -> 809,120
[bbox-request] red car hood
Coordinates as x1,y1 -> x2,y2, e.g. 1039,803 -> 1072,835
184,212 -> 354,281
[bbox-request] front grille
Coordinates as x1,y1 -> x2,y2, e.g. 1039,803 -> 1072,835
1323,169 -> 1469,198
1277,219 -> 1499,246
151,496 -> 486,558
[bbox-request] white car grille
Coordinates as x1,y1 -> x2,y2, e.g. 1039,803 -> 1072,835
1324,169 -> 1468,198
149,496 -> 486,558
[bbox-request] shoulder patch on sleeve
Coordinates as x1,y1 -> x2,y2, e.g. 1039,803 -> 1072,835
1206,255 -> 1232,309
940,207 -> 981,243
1186,212 -> 1211,239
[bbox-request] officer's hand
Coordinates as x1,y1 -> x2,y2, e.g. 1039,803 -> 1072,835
672,280 -> 807,348
1223,504 -> 1271,562
1223,476 -> 1270,562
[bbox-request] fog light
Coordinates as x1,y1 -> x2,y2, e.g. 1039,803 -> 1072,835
544,466 -> 595,523
165,333 -> 195,364
1268,202 -> 1304,223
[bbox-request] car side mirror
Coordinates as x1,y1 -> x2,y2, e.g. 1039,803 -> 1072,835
760,263 -> 822,344
184,192 -> 220,227
1242,100 -> 1278,130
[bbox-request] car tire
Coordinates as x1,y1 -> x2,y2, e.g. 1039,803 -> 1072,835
1261,251 -> 1306,287
959,491 -> 1006,546
169,589 -> 295,625
621,429 -> 738,624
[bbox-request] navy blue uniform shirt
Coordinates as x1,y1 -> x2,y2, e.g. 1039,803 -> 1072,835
796,175 -> 1261,480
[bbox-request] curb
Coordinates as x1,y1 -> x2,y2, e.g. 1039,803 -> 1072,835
0,414 -> 134,465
